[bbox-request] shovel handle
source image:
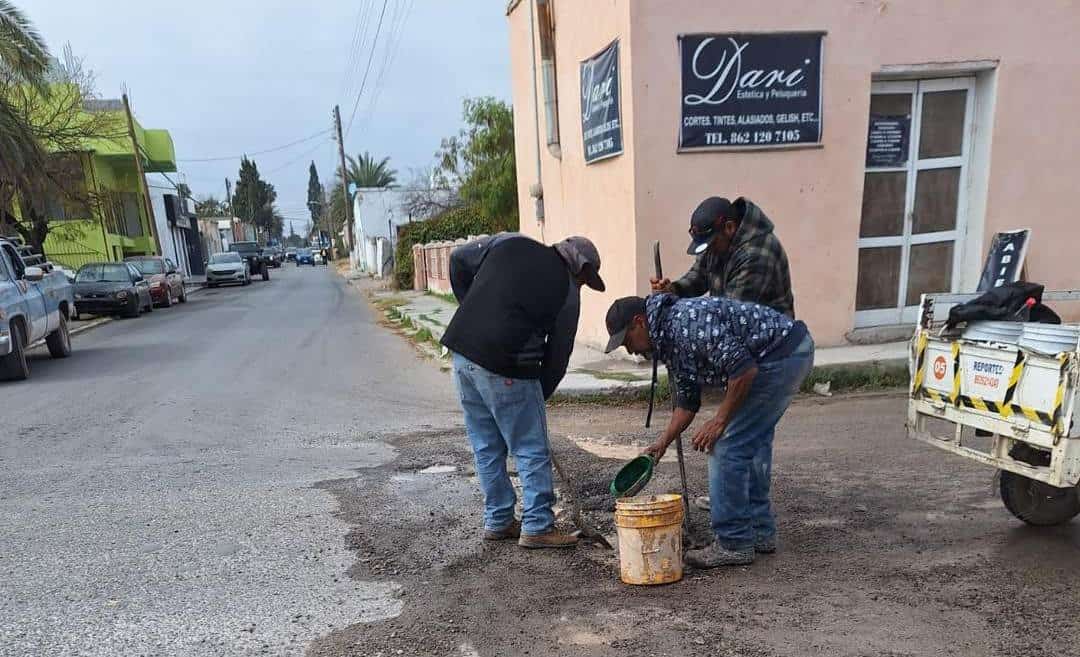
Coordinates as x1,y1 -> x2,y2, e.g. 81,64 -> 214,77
653,240 -> 692,527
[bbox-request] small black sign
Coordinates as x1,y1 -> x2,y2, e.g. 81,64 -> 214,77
580,40 -> 622,164
679,32 -> 823,149
978,229 -> 1031,292
866,115 -> 910,167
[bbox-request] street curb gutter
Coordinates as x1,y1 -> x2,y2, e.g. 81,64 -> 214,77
550,358 -> 910,405
29,284 -> 212,349
71,317 -> 111,337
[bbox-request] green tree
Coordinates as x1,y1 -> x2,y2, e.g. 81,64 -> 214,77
435,97 -> 517,232
269,207 -> 284,240
0,1 -> 49,192
231,156 -> 277,239
325,180 -> 348,253
194,195 -> 227,218
306,161 -> 324,227
346,151 -> 397,188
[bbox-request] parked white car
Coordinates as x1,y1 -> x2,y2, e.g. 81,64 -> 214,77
205,252 -> 250,288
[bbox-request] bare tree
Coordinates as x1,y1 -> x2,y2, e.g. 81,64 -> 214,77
401,166 -> 460,221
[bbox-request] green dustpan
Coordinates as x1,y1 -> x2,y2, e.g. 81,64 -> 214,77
610,455 -> 655,498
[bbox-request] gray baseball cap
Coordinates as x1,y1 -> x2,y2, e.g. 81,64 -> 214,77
554,236 -> 605,292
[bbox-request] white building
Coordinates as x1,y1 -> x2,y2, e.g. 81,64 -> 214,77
147,174 -> 198,276
350,188 -> 410,278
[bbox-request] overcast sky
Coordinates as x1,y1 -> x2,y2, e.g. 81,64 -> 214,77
25,0 -> 511,235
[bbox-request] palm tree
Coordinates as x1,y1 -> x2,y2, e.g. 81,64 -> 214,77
0,1 -> 50,189
346,151 -> 397,189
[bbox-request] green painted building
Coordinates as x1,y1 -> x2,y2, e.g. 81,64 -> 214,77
23,98 -> 177,269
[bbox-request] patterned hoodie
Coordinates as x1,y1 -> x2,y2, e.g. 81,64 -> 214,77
646,293 -> 803,412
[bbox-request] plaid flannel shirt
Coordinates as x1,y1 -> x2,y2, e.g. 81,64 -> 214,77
671,199 -> 795,319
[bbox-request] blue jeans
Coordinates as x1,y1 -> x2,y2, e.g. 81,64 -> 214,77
710,335 -> 815,550
452,353 -> 555,535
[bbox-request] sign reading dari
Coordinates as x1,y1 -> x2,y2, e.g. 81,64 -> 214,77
678,32 -> 824,150
580,40 -> 623,164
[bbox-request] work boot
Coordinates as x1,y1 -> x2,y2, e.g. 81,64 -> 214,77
685,542 -> 754,568
483,520 -> 521,541
518,528 -> 578,549
754,535 -> 777,554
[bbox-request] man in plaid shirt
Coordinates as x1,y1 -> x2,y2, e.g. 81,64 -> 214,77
651,196 -> 795,514
652,196 -> 794,318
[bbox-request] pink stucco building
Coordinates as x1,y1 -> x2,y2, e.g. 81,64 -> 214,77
506,0 -> 1080,348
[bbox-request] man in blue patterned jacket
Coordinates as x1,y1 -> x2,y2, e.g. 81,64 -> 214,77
604,293 -> 814,568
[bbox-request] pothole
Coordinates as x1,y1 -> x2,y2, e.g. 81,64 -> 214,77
418,465 -> 457,474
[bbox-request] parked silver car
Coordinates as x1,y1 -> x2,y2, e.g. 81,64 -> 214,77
205,252 -> 250,288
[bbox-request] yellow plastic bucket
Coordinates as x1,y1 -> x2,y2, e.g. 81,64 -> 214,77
614,494 -> 684,585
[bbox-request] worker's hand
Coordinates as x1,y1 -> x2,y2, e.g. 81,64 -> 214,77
650,277 -> 672,293
643,438 -> 670,462
692,417 -> 727,453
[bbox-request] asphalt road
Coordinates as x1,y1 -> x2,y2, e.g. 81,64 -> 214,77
0,264 -> 459,656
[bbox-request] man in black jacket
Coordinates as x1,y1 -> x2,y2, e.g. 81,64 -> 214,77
441,234 -> 605,549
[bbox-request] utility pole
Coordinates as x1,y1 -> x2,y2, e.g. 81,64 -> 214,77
123,93 -> 163,256
225,177 -> 237,243
333,105 -> 354,260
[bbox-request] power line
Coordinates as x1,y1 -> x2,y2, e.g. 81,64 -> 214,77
354,0 -> 413,138
177,129 -> 331,163
344,0 -> 389,138
262,137 -> 333,176
339,0 -> 375,103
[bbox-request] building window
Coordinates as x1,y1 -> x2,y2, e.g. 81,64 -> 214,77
536,0 -> 560,152
855,77 -> 974,327
42,154 -> 91,221
119,193 -> 144,237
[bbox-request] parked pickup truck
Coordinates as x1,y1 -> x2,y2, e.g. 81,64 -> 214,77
0,238 -> 74,380
228,241 -> 271,281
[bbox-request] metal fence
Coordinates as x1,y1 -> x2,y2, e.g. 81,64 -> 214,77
44,238 -> 109,271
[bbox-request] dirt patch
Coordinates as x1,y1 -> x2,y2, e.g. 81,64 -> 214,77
310,396 -> 1080,657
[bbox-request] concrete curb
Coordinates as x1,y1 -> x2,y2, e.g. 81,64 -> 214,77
70,317 -> 112,337
57,284 -> 211,344
368,287 -> 913,400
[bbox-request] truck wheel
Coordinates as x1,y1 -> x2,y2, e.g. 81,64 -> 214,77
262,265 -> 270,281
999,470 -> 1080,526
46,313 -> 72,359
0,320 -> 29,381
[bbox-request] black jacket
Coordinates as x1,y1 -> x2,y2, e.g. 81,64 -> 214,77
441,234 -> 579,399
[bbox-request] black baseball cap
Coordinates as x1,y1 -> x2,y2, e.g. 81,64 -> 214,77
686,196 -> 733,255
604,296 -> 647,353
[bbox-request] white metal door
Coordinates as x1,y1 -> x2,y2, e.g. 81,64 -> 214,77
855,77 -> 975,327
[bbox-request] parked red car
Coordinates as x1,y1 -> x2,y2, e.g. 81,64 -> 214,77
125,256 -> 187,307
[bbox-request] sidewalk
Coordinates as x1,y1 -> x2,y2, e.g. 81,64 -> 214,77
368,286 -> 911,397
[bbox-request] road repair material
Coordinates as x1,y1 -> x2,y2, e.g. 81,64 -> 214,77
610,454 -> 655,498
615,494 -> 685,585
549,448 -> 614,549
